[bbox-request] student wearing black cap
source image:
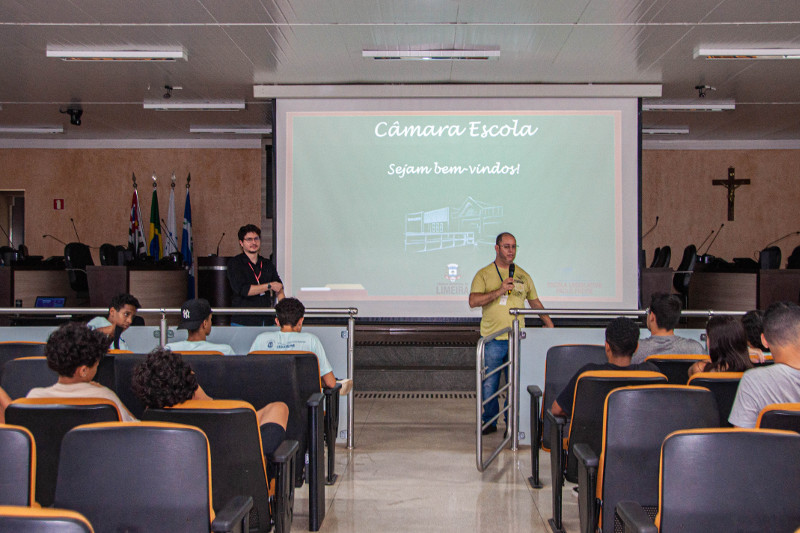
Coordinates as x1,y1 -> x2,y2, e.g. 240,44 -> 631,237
165,298 -> 236,355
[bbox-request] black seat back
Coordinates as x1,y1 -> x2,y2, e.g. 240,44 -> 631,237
648,247 -> 661,268
687,372 -> 743,427
672,244 -> 697,294
98,243 -> 118,266
64,242 -> 93,293
657,429 -> 800,532
142,401 -> 272,533
54,422 -> 213,533
6,399 -> 121,507
756,403 -> 800,432
1,357 -> 57,399
599,385 -> 719,533
787,245 -> 800,269
566,370 -> 667,481
758,245 -> 782,270
541,345 -> 606,450
0,424 -> 36,506
0,342 -> 46,382
645,354 -> 708,385
0,506 -> 94,533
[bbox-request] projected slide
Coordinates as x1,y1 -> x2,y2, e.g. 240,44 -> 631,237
277,99 -> 639,317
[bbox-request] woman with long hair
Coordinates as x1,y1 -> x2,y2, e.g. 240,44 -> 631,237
689,315 -> 754,377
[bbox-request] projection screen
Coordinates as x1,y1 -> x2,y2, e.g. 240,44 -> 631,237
275,98 -> 640,318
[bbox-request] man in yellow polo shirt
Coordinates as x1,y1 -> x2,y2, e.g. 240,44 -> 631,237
469,232 -> 554,435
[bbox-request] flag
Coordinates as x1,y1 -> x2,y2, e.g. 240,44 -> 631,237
128,188 -> 147,258
181,185 -> 195,298
164,185 -> 178,256
148,187 -> 162,259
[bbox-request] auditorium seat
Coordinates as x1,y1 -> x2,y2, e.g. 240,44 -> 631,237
686,371 -> 743,427
53,422 -> 252,533
63,242 -> 93,300
526,344 -> 606,488
0,424 -> 36,506
0,357 -> 57,400
545,370 -> 667,532
142,400 -> 299,533
616,428 -> 800,532
0,343 -> 46,382
756,402 -> 800,433
644,354 -> 708,385
6,398 -> 121,507
0,506 -> 94,533
574,385 -> 719,533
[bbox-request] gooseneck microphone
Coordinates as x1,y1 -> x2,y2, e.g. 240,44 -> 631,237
762,230 -> 800,249
702,223 -> 725,256
215,232 -> 225,256
642,216 -> 659,239
697,229 -> 715,251
507,263 -> 515,294
70,218 -> 81,243
43,234 -> 67,246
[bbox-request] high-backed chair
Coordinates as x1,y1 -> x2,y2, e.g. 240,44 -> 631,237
63,242 -> 93,299
672,244 -> 697,300
546,370 -> 668,533
53,422 -> 252,533
616,428 -> 800,532
787,245 -> 800,269
142,400 -> 299,533
0,342 -> 46,381
0,424 -> 36,506
758,245 -> 782,270
756,402 -> 800,432
0,357 -> 57,399
648,247 -> 661,268
526,344 -> 606,488
6,399 -> 121,507
644,354 -> 708,385
0,506 -> 94,533
574,385 -> 719,533
652,246 -> 671,268
98,243 -> 118,266
686,371 -> 743,427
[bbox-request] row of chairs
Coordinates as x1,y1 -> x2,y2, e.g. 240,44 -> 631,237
527,344 -> 800,533
1,350 -> 340,531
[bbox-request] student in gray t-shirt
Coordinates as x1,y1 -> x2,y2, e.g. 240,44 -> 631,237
632,292 -> 704,364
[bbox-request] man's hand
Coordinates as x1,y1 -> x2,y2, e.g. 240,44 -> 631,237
500,276 -> 515,293
269,281 -> 283,294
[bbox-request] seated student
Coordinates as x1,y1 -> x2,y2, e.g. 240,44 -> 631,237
0,385 -> 10,423
131,348 -> 288,454
87,293 -> 141,351
729,301 -> 800,428
249,297 -> 351,394
552,317 -> 658,417
26,322 -> 136,422
165,298 -> 235,355
688,315 -> 754,377
632,292 -> 705,364
742,309 -> 768,363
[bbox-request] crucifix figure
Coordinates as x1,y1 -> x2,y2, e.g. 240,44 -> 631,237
712,166 -> 750,221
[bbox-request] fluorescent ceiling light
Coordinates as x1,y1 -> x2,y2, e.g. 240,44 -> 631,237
642,126 -> 690,135
47,46 -> 186,61
143,99 -> 245,111
189,126 -> 272,135
0,126 -> 63,134
642,99 -> 735,112
695,47 -> 800,60
362,49 -> 500,60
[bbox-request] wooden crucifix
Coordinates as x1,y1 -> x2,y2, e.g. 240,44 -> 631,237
712,166 -> 750,221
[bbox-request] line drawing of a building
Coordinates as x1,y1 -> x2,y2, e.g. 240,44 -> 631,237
404,196 -> 503,252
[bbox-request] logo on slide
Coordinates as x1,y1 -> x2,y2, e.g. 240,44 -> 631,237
445,263 -> 461,282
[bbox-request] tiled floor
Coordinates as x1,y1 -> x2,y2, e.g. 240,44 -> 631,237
292,395 -> 580,532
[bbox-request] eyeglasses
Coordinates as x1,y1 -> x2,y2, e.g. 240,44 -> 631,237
243,237 -> 260,243
499,244 -> 517,250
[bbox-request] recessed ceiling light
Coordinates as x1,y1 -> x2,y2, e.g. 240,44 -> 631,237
362,49 -> 500,60
642,99 -> 735,112
189,126 -> 272,135
143,100 -> 245,111
694,47 -> 800,60
47,46 -> 186,61
0,126 -> 64,134
642,126 -> 690,135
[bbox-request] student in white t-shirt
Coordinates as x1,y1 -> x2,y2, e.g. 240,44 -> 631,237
165,298 -> 235,355
26,322 -> 137,422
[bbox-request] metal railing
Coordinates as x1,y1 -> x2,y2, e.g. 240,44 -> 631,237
0,305 -> 358,450
476,326 -> 517,472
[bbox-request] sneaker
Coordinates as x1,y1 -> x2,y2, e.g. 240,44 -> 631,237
481,425 -> 497,435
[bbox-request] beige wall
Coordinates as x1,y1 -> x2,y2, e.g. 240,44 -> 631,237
642,150 -> 800,269
0,148 -> 262,263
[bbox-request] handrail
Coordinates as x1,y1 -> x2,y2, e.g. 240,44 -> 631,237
476,326 -> 515,472
508,308 -> 746,318
0,305 -> 358,450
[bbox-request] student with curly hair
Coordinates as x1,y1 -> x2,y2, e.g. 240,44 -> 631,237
26,322 -> 136,421
131,348 -> 288,453
688,315 -> 754,377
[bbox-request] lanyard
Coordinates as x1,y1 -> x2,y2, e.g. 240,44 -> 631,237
248,259 -> 263,284
493,262 -> 506,284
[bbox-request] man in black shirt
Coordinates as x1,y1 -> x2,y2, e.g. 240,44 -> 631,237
552,317 -> 659,416
226,224 -> 285,326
